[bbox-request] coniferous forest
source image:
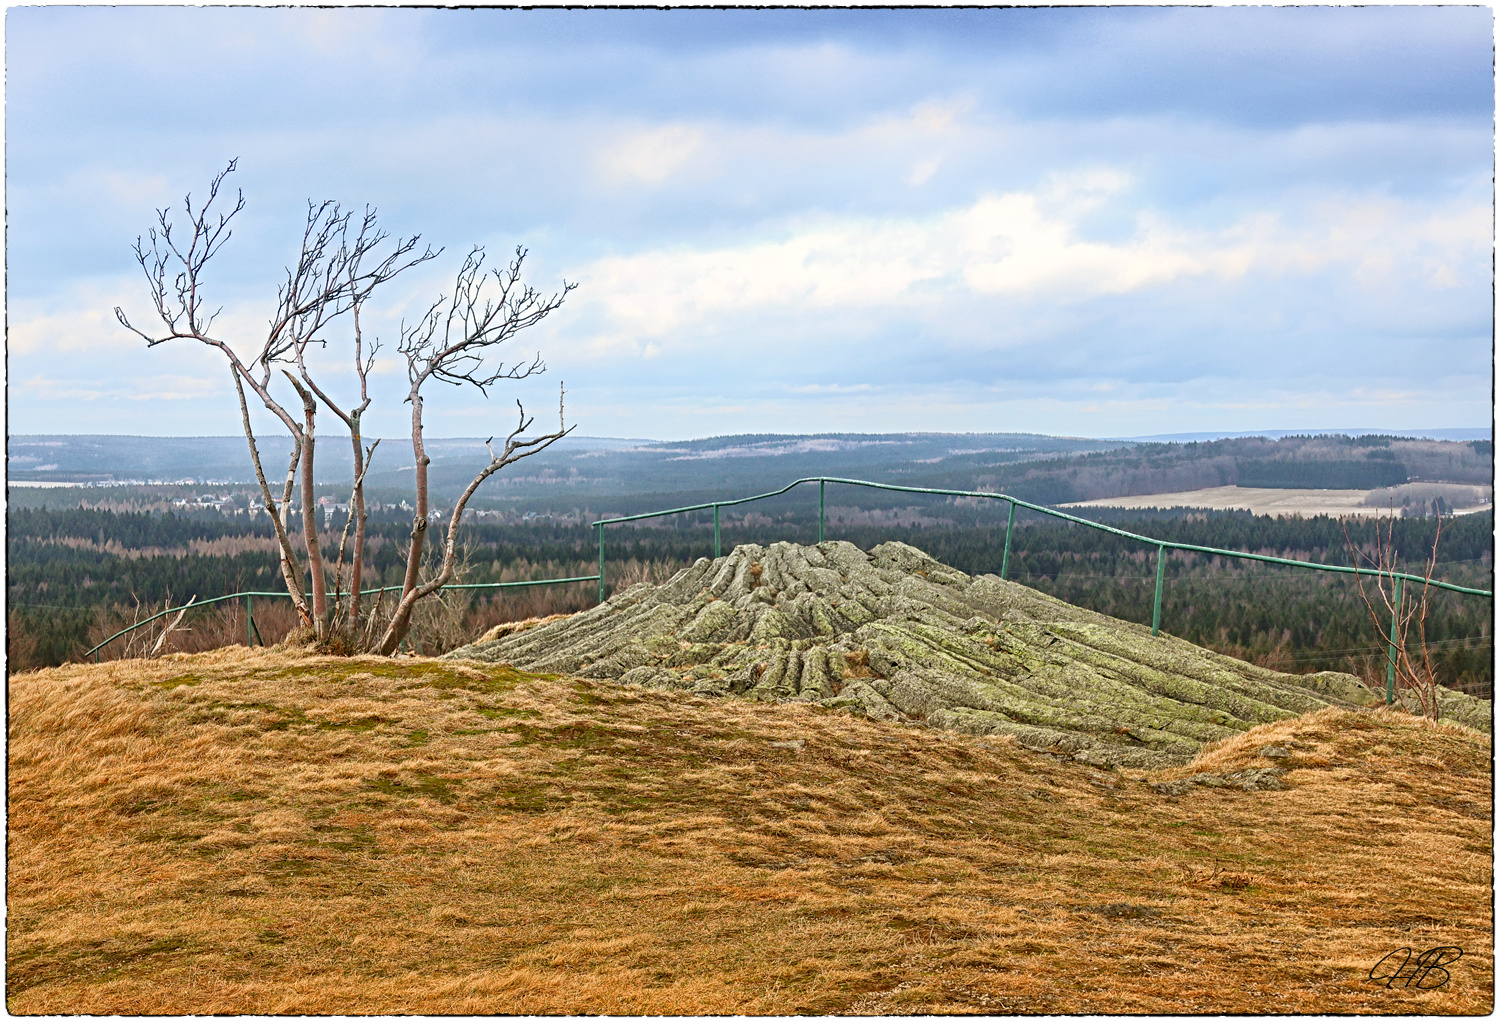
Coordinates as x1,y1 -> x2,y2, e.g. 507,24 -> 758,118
7,503 -> 1491,699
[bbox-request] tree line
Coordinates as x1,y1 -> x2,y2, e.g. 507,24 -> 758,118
901,434 -> 1491,505
9,505 -> 1490,697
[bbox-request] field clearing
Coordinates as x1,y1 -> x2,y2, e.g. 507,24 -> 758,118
7,648 -> 1493,1014
1063,484 -> 1493,518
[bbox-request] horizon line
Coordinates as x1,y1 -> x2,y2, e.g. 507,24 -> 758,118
8,427 -> 1492,443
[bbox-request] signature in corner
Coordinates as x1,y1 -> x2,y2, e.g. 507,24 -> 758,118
1369,946 -> 1463,989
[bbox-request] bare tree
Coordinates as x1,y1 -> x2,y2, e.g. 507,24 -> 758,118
280,208 -> 415,640
117,161 -> 434,639
1344,513 -> 1447,720
375,247 -> 576,655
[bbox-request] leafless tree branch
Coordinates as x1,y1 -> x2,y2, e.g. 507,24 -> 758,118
376,380 -> 575,656
122,164 -> 575,656
1343,512 -> 1447,719
120,161 -> 436,642
398,246 -> 574,396
330,439 -> 380,631
149,596 -> 198,658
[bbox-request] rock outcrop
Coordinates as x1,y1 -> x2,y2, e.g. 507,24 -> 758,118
445,541 -> 1488,766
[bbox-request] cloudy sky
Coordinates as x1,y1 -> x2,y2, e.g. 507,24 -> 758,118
7,6 -> 1494,441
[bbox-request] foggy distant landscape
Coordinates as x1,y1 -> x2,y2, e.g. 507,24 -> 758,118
8,429 -> 1491,519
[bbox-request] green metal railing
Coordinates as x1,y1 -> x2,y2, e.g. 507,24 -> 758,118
593,476 -> 1493,706
86,476 -> 1491,709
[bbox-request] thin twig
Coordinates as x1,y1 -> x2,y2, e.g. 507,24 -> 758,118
149,596 -> 198,659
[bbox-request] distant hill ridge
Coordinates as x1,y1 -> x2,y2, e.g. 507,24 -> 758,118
7,430 -> 1492,512
6,432 -> 1126,490
1114,428 -> 1490,443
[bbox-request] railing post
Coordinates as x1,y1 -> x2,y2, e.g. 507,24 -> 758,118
1151,544 -> 1166,636
818,480 -> 825,544
1386,574 -> 1402,706
596,521 -> 605,604
1001,500 -> 1016,580
713,504 -> 721,558
244,594 -> 253,648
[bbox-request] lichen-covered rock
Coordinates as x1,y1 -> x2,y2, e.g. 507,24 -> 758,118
1150,767 -> 1289,796
444,540 -> 1488,767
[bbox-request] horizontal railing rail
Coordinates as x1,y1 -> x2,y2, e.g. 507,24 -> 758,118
83,475 -> 1490,705
593,476 -> 1492,706
593,475 -> 1492,597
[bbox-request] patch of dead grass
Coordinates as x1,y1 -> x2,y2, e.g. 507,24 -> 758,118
7,648 -> 1493,1015
475,613 -> 575,644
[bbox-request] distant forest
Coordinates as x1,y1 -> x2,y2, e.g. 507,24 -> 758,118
8,504 -> 1492,699
902,434 -> 1492,505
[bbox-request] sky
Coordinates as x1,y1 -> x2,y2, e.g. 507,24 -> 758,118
6,5 -> 1495,441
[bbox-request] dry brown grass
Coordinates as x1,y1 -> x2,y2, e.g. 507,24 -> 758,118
8,648 -> 1492,1015
475,613 -> 576,644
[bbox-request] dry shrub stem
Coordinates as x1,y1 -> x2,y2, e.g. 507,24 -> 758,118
1344,513 -> 1448,718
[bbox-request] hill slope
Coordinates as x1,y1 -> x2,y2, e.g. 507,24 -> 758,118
6,649 -> 1492,1014
446,540 -> 1489,765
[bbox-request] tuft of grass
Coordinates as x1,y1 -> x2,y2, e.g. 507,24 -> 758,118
7,646 -> 1493,1015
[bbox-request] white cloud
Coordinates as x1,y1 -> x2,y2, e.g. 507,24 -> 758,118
905,158 -> 941,187
955,191 -> 1216,295
9,283 -> 144,358
583,93 -> 985,206
597,124 -> 709,187
787,383 -> 877,395
20,373 -> 223,403
20,375 -> 106,402
123,375 -> 227,402
12,278 -> 283,363
561,180 -> 1488,359
574,216 -> 946,351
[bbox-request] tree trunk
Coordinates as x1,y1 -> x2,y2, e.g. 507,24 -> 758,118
349,416 -> 367,634
382,393 -> 430,653
300,397 -> 328,637
375,411 -> 571,657
232,368 -> 312,629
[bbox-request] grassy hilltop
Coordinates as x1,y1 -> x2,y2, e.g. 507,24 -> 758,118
8,646 -> 1493,1015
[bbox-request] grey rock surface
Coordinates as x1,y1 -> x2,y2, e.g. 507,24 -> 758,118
1149,768 -> 1289,796
445,540 -> 1487,766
